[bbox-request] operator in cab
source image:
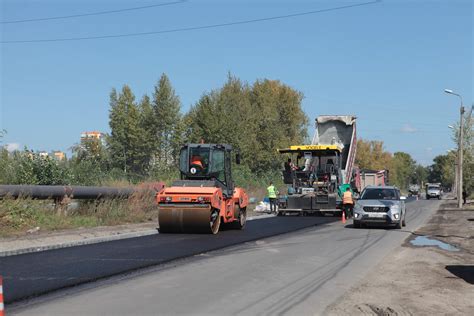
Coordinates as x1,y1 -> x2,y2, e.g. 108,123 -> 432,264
190,155 -> 206,175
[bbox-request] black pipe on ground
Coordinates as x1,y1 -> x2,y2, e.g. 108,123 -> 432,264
0,185 -> 145,200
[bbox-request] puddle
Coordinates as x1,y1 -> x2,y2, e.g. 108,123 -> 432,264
410,236 -> 459,252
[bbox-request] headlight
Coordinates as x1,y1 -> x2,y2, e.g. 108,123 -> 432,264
394,213 -> 399,219
354,213 -> 360,218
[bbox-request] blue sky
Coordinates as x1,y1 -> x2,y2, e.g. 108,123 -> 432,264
1,0 -> 472,166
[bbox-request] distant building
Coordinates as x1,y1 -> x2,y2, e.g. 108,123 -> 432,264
38,151 -> 49,158
52,151 -> 66,161
81,131 -> 106,146
81,131 -> 104,141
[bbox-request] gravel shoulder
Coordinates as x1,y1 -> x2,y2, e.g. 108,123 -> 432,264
326,200 -> 474,315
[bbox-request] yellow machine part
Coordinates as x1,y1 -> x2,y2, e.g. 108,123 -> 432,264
277,144 -> 342,153
158,204 -> 221,234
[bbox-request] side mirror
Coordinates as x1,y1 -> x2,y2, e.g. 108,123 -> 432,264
236,153 -> 241,165
400,196 -> 406,200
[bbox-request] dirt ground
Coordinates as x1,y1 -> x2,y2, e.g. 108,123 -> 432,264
326,200 -> 474,315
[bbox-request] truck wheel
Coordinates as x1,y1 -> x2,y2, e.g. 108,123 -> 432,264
277,211 -> 284,216
395,220 -> 402,229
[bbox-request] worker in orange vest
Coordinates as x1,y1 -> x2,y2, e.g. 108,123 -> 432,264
342,187 -> 354,219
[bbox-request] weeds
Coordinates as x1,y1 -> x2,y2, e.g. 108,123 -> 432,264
0,189 -> 158,238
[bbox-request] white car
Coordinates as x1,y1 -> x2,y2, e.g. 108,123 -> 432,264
426,185 -> 441,200
353,186 -> 406,229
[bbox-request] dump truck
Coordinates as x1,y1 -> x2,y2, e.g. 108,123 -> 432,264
277,115 -> 357,215
359,169 -> 389,191
157,143 -> 248,234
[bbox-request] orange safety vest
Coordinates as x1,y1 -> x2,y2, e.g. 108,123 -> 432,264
342,191 -> 353,204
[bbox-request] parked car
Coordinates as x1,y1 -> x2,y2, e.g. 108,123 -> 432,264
353,186 -> 406,229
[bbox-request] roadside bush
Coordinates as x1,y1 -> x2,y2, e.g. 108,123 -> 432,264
0,190 -> 158,237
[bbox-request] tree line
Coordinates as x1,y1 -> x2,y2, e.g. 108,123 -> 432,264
355,109 -> 473,194
0,74 -> 471,193
0,74 -> 308,187
355,139 -> 428,190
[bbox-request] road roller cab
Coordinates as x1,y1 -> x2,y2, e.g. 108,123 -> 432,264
157,143 -> 248,234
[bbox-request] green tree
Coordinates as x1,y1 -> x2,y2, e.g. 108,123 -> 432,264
449,106 -> 474,193
138,94 -> 155,171
355,139 -> 392,171
10,149 -> 70,185
70,137 -> 111,185
0,130 -> 10,183
185,75 -> 308,175
391,152 -> 416,189
185,75 -> 257,164
152,74 -> 183,170
427,154 -> 454,188
108,85 -> 148,178
0,129 -> 6,144
14,150 -> 37,184
249,79 -> 308,173
411,164 -> 428,185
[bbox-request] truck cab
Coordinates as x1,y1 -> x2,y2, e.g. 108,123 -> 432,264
426,184 -> 441,200
177,143 -> 237,197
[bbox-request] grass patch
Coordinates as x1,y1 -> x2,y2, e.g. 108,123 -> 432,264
0,189 -> 158,238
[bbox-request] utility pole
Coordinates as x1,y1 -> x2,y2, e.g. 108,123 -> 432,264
453,161 -> 458,196
445,89 -> 464,208
459,105 -> 465,208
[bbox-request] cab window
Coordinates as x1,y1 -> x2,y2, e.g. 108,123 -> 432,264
210,149 -> 225,183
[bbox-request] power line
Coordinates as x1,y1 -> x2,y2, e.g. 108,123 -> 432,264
1,0 -> 381,44
1,0 -> 187,24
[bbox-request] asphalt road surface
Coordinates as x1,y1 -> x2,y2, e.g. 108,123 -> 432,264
1,215 -> 336,303
9,199 -> 441,315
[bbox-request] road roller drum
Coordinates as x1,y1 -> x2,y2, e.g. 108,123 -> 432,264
158,204 -> 221,234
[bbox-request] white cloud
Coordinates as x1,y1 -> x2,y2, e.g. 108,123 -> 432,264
400,124 -> 417,133
5,143 -> 20,152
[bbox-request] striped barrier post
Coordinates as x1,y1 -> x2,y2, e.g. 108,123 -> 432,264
0,276 -> 4,316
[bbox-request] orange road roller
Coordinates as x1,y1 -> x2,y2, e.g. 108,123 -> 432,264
157,143 -> 248,234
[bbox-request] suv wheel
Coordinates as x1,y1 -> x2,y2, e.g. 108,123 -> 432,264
395,220 -> 402,229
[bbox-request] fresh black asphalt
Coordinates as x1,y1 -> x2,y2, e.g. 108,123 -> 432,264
0,216 -> 337,303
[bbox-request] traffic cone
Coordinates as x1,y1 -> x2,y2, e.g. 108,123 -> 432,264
0,276 -> 4,316
341,210 -> 346,224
